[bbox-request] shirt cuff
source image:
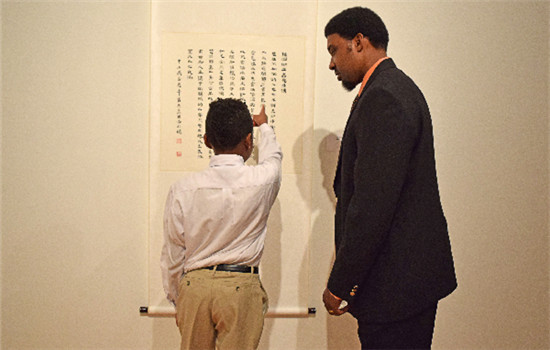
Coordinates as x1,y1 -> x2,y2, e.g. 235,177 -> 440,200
329,289 -> 342,301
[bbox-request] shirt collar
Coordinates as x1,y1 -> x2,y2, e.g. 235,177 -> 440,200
357,56 -> 390,97
209,154 -> 245,167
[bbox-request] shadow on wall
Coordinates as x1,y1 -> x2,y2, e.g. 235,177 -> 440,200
316,130 -> 361,350
296,128 -> 361,349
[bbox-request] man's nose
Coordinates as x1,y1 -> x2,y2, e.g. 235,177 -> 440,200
329,59 -> 335,70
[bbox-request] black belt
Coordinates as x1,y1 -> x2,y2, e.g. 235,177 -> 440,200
204,264 -> 258,274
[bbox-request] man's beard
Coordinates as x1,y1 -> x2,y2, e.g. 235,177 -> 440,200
342,79 -> 359,92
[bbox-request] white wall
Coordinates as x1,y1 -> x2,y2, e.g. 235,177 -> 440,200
0,1 -> 3,346
1,1 -> 549,349
1,1 -> 152,348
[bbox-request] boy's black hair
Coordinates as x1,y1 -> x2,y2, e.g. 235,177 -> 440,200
324,6 -> 389,51
205,98 -> 253,151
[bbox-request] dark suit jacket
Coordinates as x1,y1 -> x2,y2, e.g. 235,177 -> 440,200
329,58 -> 457,323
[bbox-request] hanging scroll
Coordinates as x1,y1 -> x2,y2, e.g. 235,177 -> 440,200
146,31 -> 312,317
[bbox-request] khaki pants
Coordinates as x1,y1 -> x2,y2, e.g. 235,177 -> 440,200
176,268 -> 268,350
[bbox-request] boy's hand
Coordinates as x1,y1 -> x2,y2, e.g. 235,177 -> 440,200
253,105 -> 268,126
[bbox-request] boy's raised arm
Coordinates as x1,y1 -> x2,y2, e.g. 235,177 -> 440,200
253,105 -> 267,126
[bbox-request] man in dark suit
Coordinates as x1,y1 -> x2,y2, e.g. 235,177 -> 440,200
321,7 -> 457,349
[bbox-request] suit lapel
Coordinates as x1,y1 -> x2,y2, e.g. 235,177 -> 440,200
334,94 -> 358,196
333,58 -> 397,196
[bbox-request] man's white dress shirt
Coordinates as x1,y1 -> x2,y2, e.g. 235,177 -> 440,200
160,123 -> 282,304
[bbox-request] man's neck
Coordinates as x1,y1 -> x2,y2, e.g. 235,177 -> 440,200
364,49 -> 387,73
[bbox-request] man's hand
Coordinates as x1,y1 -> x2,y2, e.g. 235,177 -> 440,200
323,288 -> 349,316
253,105 -> 267,126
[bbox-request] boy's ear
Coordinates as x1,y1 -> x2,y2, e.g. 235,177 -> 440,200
204,134 -> 213,149
244,133 -> 253,150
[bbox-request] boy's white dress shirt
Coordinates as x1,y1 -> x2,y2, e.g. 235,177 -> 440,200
160,123 -> 282,304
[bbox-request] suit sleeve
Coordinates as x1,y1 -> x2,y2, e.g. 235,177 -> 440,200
328,88 -> 420,301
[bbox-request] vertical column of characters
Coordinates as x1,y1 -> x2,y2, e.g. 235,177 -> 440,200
239,50 -> 247,101
228,50 -> 236,97
206,49 -> 215,159
280,51 -> 288,95
175,58 -> 184,158
218,49 -> 226,98
196,49 -> 205,159
208,49 -> 215,103
249,50 -> 257,112
269,51 -> 278,130
260,51 -> 267,109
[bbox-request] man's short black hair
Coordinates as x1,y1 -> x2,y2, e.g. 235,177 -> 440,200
324,6 -> 389,51
205,98 -> 253,151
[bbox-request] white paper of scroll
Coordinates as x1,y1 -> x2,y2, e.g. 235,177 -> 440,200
160,33 -> 305,174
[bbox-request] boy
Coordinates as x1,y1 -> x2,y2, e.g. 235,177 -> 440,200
160,98 -> 282,350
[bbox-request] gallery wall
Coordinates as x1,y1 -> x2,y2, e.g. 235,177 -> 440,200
1,1 -> 548,349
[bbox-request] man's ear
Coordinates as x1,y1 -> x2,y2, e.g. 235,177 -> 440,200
204,134 -> 213,149
354,33 -> 366,52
